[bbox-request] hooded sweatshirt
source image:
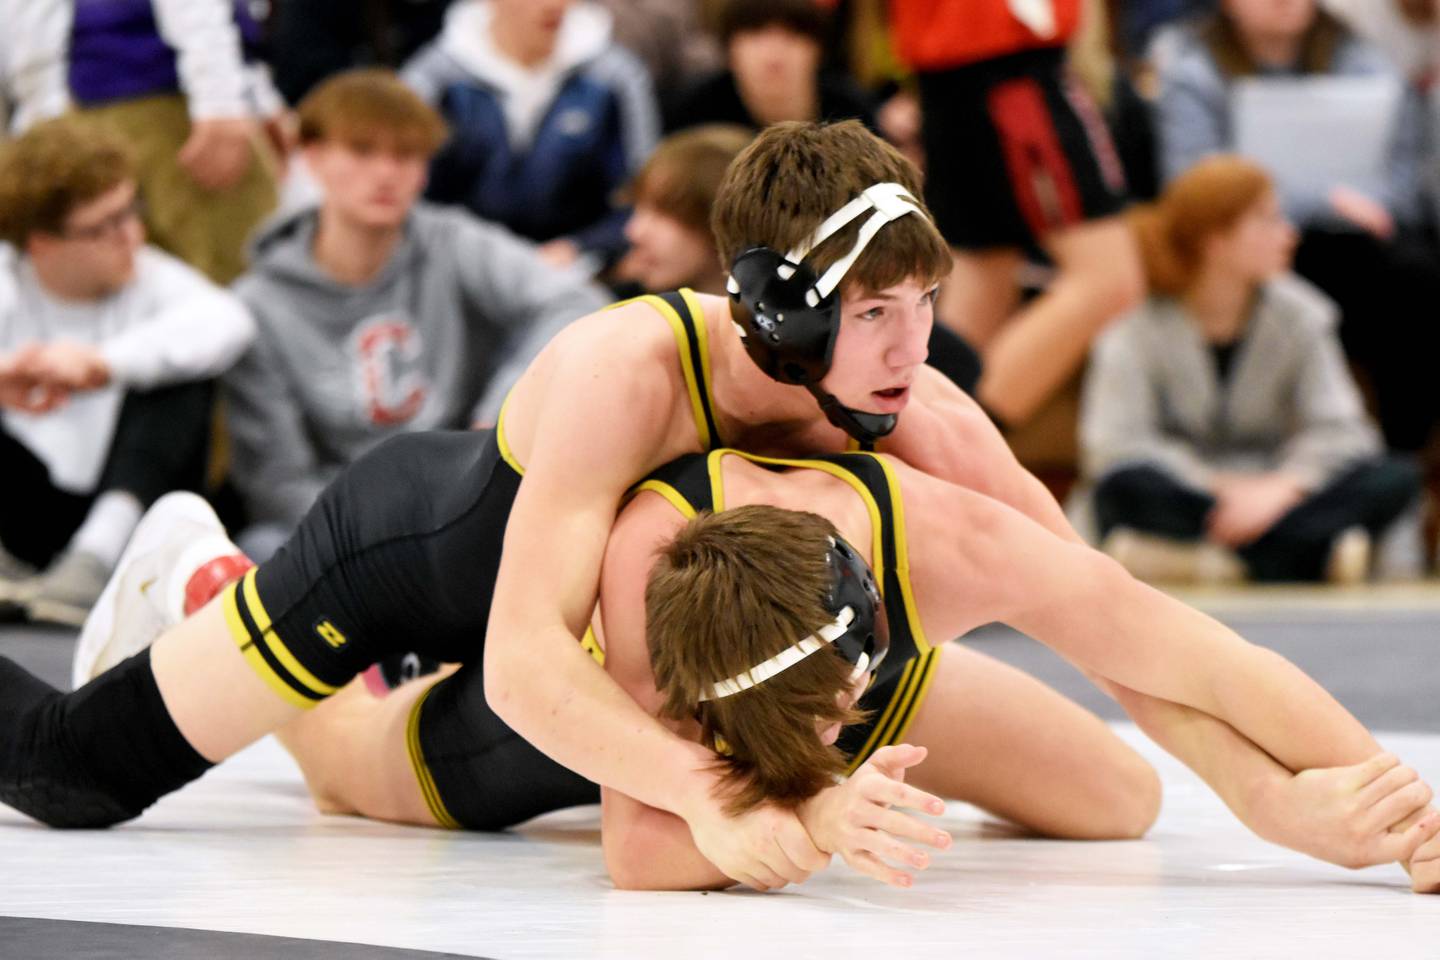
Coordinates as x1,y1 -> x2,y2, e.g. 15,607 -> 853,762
403,0 -> 659,265
226,201 -> 608,529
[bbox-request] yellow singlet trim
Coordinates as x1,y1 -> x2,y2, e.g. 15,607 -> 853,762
633,479 -> 698,519
580,625 -> 606,667
221,581 -> 319,711
240,569 -> 339,699
406,687 -> 462,829
494,390 -> 525,476
869,456 -> 933,655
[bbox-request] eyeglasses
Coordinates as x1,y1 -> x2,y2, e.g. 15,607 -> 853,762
60,197 -> 144,242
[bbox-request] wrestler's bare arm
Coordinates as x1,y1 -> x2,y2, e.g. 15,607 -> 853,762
894,459 -> 1438,862
483,308 -> 824,890
593,493 -> 742,891
883,367 -> 1083,545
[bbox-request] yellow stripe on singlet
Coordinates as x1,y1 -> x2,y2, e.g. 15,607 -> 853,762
869,455 -> 934,656
221,571 -> 337,710
406,686 -> 462,830
580,625 -> 606,667
221,580 -> 319,711
241,569 -> 339,699
494,390 -> 525,476
632,479 -> 699,520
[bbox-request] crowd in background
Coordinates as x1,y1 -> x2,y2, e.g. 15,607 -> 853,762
1,0 -> 1439,628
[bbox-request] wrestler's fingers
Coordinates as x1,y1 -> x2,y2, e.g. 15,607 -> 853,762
844,850 -> 914,889
1367,780 -> 1433,833
1376,810 -> 1440,865
872,807 -> 953,850
1350,753 -> 1401,791
1359,763 -> 1420,809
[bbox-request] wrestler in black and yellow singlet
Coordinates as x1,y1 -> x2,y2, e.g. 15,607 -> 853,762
216,290 -> 722,830
636,449 -> 943,773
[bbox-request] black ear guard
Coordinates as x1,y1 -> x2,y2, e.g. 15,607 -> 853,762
826,534 -> 889,678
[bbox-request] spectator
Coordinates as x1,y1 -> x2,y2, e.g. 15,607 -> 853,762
667,0 -> 877,134
598,0 -> 721,117
403,0 -> 659,273
1081,156 -> 1418,584
0,0 -> 71,134
0,118 -> 254,623
267,0 -> 457,105
68,0 -> 286,285
890,0 -> 1145,428
226,70 -> 609,557
614,124 -> 753,296
1155,0 -> 1440,451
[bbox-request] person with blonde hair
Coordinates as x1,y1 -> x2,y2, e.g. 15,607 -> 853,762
1081,155 -> 1419,583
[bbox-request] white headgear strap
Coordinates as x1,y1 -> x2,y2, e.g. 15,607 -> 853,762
697,606 -> 857,702
783,182 -> 927,307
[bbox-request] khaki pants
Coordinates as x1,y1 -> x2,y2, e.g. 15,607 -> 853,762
79,95 -> 277,285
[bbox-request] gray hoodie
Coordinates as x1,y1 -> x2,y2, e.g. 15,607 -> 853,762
227,201 -> 608,529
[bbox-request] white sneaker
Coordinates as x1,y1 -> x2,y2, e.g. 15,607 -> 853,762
72,492 -> 240,689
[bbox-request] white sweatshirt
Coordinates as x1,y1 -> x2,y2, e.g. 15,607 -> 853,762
0,245 -> 255,492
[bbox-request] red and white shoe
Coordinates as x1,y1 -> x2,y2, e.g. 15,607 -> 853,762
71,493 -> 252,689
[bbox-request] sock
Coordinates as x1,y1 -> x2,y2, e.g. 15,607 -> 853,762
0,649 -> 212,828
70,491 -> 143,568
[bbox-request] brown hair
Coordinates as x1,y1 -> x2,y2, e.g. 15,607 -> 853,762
1205,5 -> 1347,77
1396,0 -> 1435,26
711,120 -> 951,293
297,68 -> 449,155
1128,155 -> 1273,295
628,125 -> 755,234
719,0 -> 829,46
0,117 -> 134,247
646,506 -> 867,815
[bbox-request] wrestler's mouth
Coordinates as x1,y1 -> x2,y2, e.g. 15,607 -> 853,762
868,386 -> 910,411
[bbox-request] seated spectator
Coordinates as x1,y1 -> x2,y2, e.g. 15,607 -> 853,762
226,70 -> 609,558
613,124 -> 753,296
69,0 -> 287,285
403,0 -> 659,273
1080,156 -> 1419,584
667,0 -> 877,134
1155,0 -> 1440,450
0,118 -> 254,622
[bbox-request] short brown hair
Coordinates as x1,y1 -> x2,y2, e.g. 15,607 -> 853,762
629,125 -> 754,234
719,0 -> 829,46
711,120 -> 951,294
297,68 -> 449,155
646,505 -> 867,815
0,117 -> 134,247
1129,155 -> 1272,295
1206,6 -> 1346,77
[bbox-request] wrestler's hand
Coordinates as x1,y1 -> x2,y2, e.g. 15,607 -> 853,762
1255,753 -> 1440,869
687,793 -> 831,891
799,744 -> 952,889
1407,828 -> 1440,893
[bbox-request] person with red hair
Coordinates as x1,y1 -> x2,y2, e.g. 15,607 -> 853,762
1080,156 -> 1420,584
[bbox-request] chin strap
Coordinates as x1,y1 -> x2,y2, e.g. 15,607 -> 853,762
807,384 -> 897,448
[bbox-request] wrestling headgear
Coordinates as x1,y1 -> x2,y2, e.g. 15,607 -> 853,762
726,182 -> 928,445
698,535 -> 890,702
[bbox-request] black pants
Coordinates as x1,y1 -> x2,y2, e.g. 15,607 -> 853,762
1093,459 -> 1421,582
0,381 -> 213,568
1294,228 -> 1440,451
